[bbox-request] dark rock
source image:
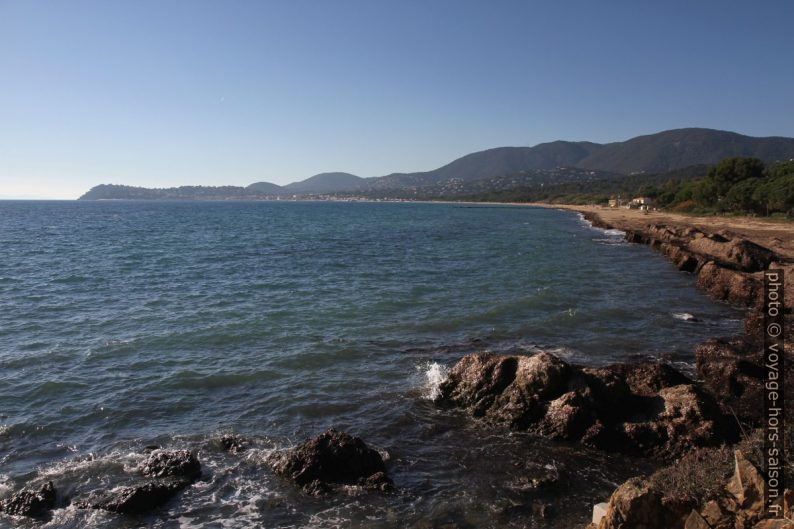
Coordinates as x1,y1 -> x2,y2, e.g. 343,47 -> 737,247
696,335 -> 766,423
0,481 -> 56,518
268,429 -> 392,494
219,434 -> 249,453
78,479 -> 189,514
356,471 -> 393,492
138,450 -> 201,481
612,362 -> 691,397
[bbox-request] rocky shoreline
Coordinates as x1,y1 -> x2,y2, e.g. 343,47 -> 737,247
479,208 -> 792,528
572,209 -> 794,527
431,207 -> 793,527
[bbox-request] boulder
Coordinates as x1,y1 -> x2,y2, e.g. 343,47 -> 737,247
138,450 -> 201,481
219,434 -> 249,453
488,352 -> 571,428
0,481 -> 56,518
725,450 -> 764,515
593,477 -> 687,529
696,261 -> 761,307
537,391 -> 595,440
687,235 -> 776,273
268,429 -> 392,494
78,479 -> 189,514
436,353 -> 519,416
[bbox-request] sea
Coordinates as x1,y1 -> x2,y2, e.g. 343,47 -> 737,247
0,201 -> 743,528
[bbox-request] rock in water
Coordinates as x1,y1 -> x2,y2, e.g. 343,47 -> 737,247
436,351 -> 738,458
138,449 -> 201,481
219,434 -> 249,453
0,481 -> 56,518
268,428 -> 392,494
78,479 -> 189,514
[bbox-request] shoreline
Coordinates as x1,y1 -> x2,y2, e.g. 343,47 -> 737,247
539,203 -> 793,527
434,201 -> 793,528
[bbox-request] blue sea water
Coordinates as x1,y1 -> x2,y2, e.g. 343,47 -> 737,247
0,201 -> 742,528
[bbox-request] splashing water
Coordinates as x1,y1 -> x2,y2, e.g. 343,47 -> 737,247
421,362 -> 450,400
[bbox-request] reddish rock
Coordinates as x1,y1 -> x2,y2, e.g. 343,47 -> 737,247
436,352 -> 735,459
593,477 -> 688,529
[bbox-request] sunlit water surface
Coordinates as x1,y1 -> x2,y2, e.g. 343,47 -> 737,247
0,201 -> 742,528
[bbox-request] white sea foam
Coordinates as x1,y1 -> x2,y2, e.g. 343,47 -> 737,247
419,362 -> 449,400
576,212 -> 626,238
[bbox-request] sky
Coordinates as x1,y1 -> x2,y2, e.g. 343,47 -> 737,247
1,1 -> 794,199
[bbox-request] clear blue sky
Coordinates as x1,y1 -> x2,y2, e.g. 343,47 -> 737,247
2,0 -> 793,198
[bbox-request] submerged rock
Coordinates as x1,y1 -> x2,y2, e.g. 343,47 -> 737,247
78,479 -> 190,514
0,481 -> 56,518
219,434 -> 249,453
268,428 -> 392,494
74,449 -> 202,515
436,352 -> 737,458
138,449 -> 201,481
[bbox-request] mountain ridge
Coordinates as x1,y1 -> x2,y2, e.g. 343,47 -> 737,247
79,128 -> 794,199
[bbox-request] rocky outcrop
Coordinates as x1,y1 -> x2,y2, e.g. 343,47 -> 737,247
587,211 -> 794,426
78,449 -> 202,515
268,429 -> 392,494
0,481 -> 56,518
436,352 -> 738,458
219,434 -> 249,453
696,310 -> 793,425
138,449 -> 202,481
588,451 -> 794,529
582,212 -> 786,308
77,479 -> 190,514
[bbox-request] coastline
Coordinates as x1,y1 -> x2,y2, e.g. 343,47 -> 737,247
534,203 -> 794,527
433,201 -> 793,527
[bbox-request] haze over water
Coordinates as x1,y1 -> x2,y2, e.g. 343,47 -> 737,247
0,201 -> 742,528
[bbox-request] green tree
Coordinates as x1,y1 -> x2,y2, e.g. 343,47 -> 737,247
754,173 -> 794,214
724,178 -> 762,213
706,157 -> 766,199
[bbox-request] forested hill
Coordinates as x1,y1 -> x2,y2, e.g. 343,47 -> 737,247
79,128 -> 794,200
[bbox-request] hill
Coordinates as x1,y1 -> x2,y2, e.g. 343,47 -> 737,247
575,128 -> 794,174
282,172 -> 368,194
79,128 -> 794,200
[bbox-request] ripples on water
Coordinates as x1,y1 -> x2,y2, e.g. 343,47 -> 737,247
0,201 -> 742,528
